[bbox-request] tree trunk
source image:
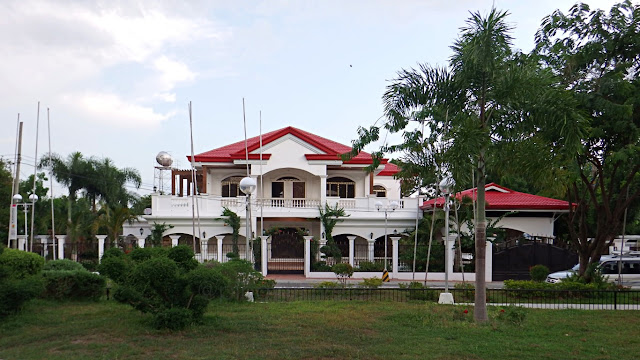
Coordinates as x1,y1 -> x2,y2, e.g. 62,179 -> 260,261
474,150 -> 488,322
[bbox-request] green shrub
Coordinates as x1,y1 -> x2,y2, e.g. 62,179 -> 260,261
454,282 -> 475,301
43,259 -> 85,272
530,264 -> 550,282
168,245 -> 198,271
214,259 -> 267,300
186,266 -> 229,299
359,277 -> 383,288
226,252 -> 240,260
102,248 -> 124,260
113,256 -> 226,330
0,276 -> 44,317
152,308 -> 193,330
332,263 -> 354,287
80,260 -> 98,272
311,261 -> 332,272
42,270 -> 106,300
357,261 -> 384,272
314,281 -> 341,288
0,249 -> 45,279
98,256 -> 128,283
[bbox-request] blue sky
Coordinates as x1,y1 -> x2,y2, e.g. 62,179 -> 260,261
0,0 -> 618,196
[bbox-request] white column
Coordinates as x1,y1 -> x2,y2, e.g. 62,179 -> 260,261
391,236 -> 400,276
367,239 -> 375,262
304,236 -> 313,277
58,237 -> 65,259
169,235 -> 180,247
137,237 -> 145,249
261,236 -> 268,275
485,240 -> 493,282
96,235 -> 106,262
18,236 -> 26,251
347,236 -> 356,267
445,232 -> 455,282
216,236 -> 223,261
319,175 -> 327,206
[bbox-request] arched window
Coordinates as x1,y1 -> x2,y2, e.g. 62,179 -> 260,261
373,185 -> 387,198
326,177 -> 355,198
221,176 -> 243,197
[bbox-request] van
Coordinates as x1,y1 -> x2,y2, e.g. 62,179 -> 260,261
546,253 -> 640,285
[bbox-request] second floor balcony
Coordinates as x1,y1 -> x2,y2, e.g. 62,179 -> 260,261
150,194 -> 420,219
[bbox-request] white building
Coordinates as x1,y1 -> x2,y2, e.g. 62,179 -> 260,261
124,127 -> 571,281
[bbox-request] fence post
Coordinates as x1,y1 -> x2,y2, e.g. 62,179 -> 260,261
614,289 -> 617,310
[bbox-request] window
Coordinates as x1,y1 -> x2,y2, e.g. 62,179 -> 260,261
221,176 -> 243,197
373,185 -> 387,198
326,177 -> 355,198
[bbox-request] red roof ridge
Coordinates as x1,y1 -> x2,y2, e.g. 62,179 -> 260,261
189,125 -> 394,168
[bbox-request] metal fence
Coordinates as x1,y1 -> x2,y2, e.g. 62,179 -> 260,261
251,288 -> 640,310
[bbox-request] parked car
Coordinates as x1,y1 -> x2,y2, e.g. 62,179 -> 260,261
546,253 -> 640,284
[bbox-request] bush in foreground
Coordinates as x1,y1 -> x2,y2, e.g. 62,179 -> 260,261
41,270 -> 105,301
0,249 -> 45,318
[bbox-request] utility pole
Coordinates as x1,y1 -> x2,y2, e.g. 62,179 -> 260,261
8,121 -> 23,248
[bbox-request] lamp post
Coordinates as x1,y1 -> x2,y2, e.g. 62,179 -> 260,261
438,177 -> 455,304
375,200 -> 399,272
12,193 -> 38,252
239,177 -> 257,261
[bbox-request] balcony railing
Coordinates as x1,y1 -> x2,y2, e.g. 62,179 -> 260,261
151,194 -> 419,217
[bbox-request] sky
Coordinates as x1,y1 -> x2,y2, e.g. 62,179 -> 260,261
0,0 -> 619,197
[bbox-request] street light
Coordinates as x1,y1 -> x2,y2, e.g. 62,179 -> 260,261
375,200 -> 399,273
12,193 -> 38,252
240,176 -> 257,261
438,177 -> 455,304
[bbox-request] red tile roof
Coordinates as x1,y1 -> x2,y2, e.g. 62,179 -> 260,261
190,126 -> 396,173
420,183 -> 570,211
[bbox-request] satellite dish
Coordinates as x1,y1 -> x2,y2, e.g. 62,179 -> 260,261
156,151 -> 173,167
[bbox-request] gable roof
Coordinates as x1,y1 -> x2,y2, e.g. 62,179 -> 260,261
189,126 -> 395,170
420,183 -> 570,211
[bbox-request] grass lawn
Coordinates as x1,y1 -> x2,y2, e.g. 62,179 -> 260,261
1,299 -> 639,359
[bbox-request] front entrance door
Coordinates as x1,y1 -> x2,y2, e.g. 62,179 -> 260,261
268,228 -> 304,273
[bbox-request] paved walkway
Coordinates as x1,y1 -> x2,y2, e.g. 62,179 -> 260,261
265,274 -> 505,289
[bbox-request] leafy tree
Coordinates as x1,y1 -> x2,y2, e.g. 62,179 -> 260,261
535,1 -> 640,280
148,222 -> 173,247
0,159 -> 14,242
348,9 -> 581,322
92,205 -> 139,249
39,152 -> 92,224
88,157 -> 141,210
221,207 -> 241,256
318,204 -> 349,263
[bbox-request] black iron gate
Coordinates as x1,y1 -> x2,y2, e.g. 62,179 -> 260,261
268,228 -> 304,273
492,241 -> 578,280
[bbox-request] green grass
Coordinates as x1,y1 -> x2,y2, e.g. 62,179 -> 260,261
1,299 -> 639,359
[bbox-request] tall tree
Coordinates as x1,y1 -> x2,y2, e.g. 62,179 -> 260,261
39,152 -> 92,224
0,159 -> 13,242
92,205 -> 138,249
349,9 -> 581,322
535,1 -> 640,279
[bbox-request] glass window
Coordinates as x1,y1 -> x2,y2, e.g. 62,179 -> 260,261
327,177 -> 355,198
221,176 -> 243,197
373,185 -> 386,198
272,182 -> 284,198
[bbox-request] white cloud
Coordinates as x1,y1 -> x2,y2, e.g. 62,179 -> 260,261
0,0 -> 227,127
62,92 -> 172,129
154,56 -> 197,93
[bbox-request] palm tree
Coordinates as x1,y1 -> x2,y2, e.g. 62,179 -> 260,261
350,9 -> 581,322
92,205 -> 139,249
40,152 -> 92,223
